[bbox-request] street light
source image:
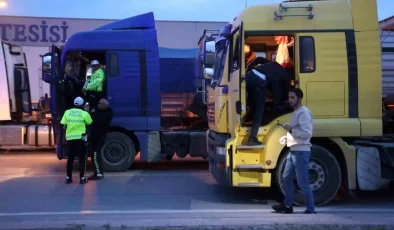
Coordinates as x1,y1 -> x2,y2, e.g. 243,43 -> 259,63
0,1 -> 7,8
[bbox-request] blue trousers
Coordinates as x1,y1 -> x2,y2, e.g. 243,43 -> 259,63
283,151 -> 315,212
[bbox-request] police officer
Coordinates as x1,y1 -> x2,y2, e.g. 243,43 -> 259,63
83,60 -> 106,105
60,96 -> 93,184
88,98 -> 113,180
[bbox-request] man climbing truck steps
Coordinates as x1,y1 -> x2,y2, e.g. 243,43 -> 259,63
204,0 -> 394,208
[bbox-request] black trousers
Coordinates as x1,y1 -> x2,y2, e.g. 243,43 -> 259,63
90,133 -> 106,175
246,74 -> 267,139
67,139 -> 87,178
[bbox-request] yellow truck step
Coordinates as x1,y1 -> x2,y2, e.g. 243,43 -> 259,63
233,172 -> 272,187
238,182 -> 262,187
236,144 -> 264,150
235,164 -> 264,171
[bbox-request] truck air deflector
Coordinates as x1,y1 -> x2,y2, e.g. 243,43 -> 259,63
94,12 -> 155,31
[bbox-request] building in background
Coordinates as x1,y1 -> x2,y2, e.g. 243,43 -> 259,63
0,15 -> 227,101
380,16 -> 394,97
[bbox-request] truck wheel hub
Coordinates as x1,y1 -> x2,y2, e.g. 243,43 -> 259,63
308,160 -> 326,191
104,142 -> 126,163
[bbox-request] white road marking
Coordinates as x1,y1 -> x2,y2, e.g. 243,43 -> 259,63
0,157 -> 56,160
0,172 -> 212,178
0,208 -> 394,217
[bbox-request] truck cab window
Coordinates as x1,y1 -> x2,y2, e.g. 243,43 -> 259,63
231,35 -> 240,72
213,38 -> 228,82
272,53 -> 276,60
300,36 -> 315,73
255,52 -> 266,58
107,53 -> 119,77
63,54 -> 85,109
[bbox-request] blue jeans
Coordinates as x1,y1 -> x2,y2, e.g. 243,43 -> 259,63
283,151 -> 315,212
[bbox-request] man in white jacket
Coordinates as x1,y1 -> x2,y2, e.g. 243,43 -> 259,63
272,88 -> 316,214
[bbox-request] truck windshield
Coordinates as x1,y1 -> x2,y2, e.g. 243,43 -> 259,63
64,56 -> 81,80
213,39 -> 228,81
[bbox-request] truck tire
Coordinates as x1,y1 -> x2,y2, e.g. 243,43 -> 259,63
101,132 -> 136,172
275,145 -> 341,207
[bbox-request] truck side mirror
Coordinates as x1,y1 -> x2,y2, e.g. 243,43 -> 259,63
203,68 -> 214,80
203,41 -> 215,67
41,54 -> 52,83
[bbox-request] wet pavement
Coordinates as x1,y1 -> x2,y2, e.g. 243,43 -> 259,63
0,151 -> 393,229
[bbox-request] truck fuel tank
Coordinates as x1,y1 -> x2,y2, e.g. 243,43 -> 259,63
27,125 -> 55,147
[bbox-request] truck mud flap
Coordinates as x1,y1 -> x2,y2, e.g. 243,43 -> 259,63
188,132 -> 207,158
354,141 -> 394,189
147,131 -> 161,162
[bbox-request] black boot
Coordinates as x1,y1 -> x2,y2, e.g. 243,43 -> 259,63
80,176 -> 88,184
272,204 -> 294,214
304,210 -> 317,214
66,176 -> 72,184
89,174 -> 104,180
248,137 -> 262,146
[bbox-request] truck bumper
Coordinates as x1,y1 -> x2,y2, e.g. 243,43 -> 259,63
208,156 -> 228,185
207,130 -> 230,185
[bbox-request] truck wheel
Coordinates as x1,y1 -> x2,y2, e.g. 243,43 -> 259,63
275,145 -> 341,206
101,132 -> 136,172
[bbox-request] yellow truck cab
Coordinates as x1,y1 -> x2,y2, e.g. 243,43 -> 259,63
206,0 -> 393,206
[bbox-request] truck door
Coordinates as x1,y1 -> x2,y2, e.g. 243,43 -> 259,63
106,51 -> 149,130
48,45 -> 67,159
1,41 -> 32,121
228,22 -> 246,132
295,33 -> 348,118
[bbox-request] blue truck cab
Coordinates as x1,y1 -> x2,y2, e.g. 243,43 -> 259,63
41,12 -> 208,172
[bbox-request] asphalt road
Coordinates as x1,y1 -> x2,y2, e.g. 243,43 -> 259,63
0,151 -> 394,230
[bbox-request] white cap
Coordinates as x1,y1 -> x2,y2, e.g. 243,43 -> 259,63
74,97 -> 84,106
91,60 -> 100,66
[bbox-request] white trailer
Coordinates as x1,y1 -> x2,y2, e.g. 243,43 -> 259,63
0,41 -> 54,149
381,21 -> 394,98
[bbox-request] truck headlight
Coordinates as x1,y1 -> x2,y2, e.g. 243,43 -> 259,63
216,146 -> 226,156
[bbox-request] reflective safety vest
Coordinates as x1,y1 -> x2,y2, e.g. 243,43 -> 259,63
60,108 -> 93,140
85,68 -> 105,92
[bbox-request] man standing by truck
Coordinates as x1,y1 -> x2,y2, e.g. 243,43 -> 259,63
88,98 -> 113,180
60,96 -> 93,184
272,88 -> 316,214
83,60 -> 106,105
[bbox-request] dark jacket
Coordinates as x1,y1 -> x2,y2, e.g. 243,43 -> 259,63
89,106 -> 113,144
253,62 -> 292,109
246,57 -> 271,72
91,106 -> 113,129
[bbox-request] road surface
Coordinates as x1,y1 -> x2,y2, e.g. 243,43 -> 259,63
0,151 -> 393,229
